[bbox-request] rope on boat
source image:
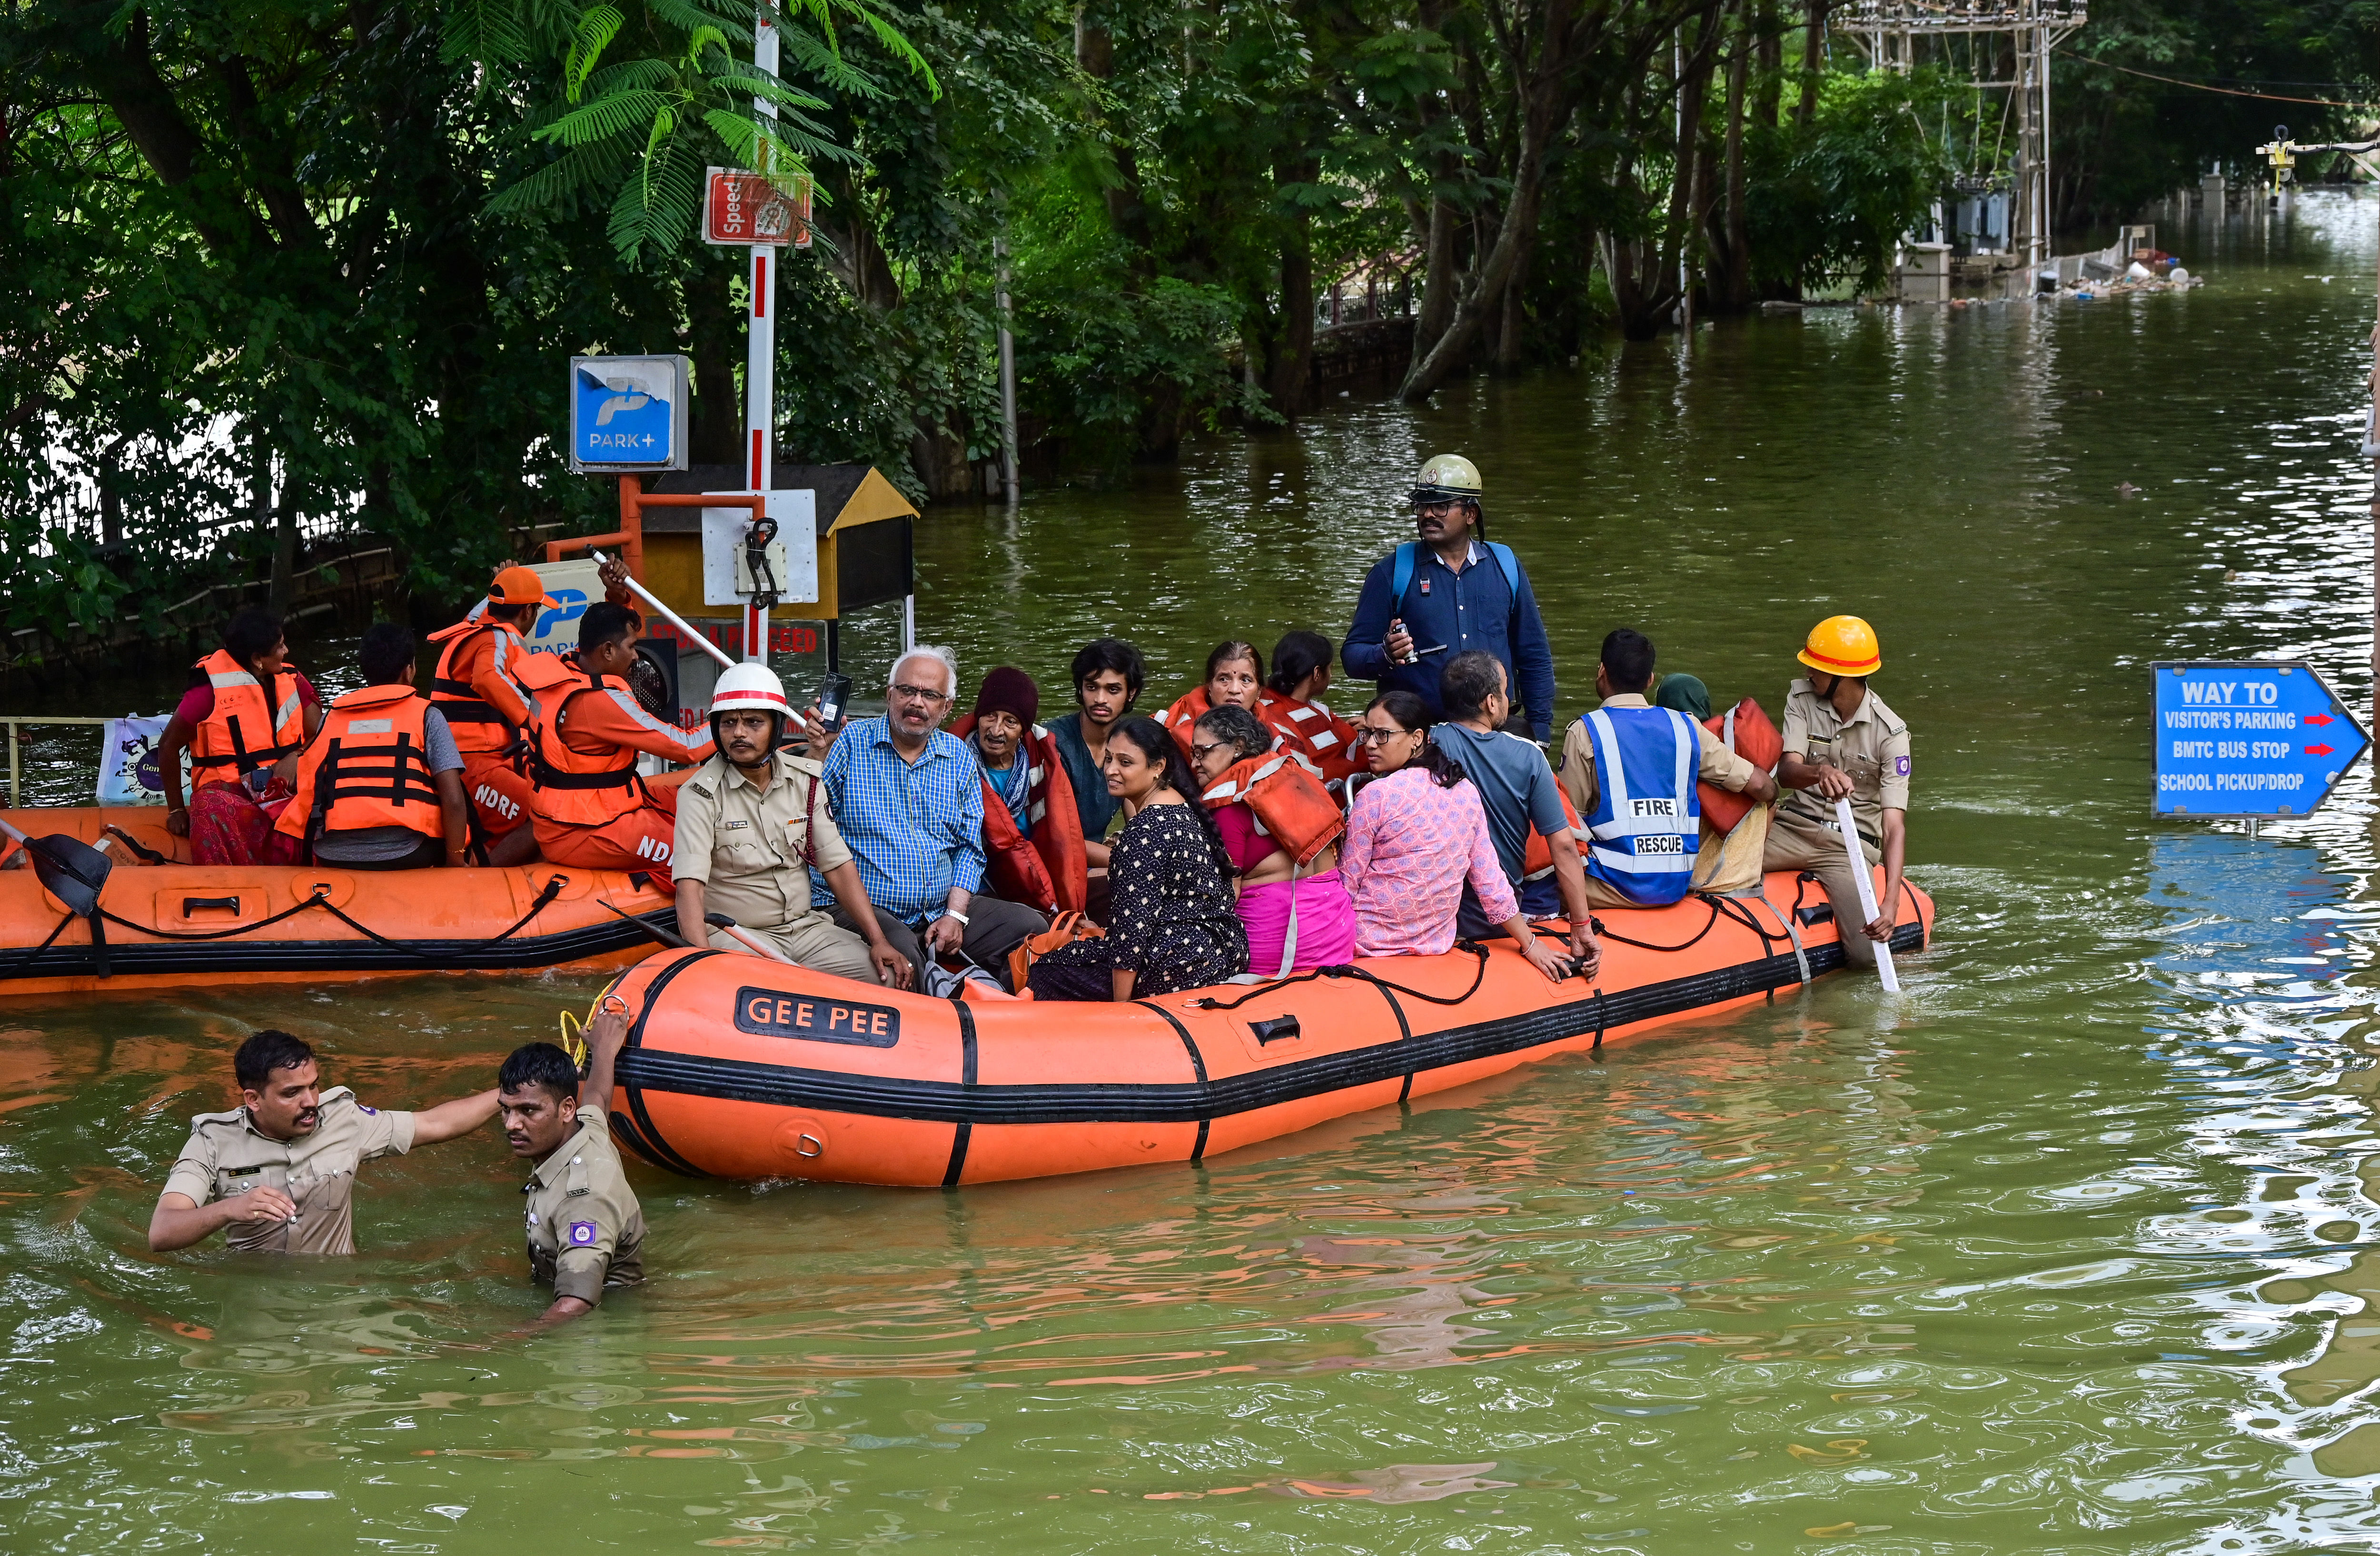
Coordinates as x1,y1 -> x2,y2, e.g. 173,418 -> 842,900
89,874 -> 574,958
1187,943 -> 1493,1012
0,911 -> 76,978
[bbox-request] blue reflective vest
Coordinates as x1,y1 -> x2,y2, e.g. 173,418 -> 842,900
1577,706 -> 1701,906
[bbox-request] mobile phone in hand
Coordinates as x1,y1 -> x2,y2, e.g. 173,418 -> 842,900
817,672 -> 853,731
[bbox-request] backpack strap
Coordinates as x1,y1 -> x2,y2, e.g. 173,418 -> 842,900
1388,542 -> 1417,612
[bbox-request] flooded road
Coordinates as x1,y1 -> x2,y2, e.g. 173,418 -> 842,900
7,193 -> 2380,1550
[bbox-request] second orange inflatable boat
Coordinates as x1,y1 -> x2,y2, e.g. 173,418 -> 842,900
603,870 -> 1934,1186
0,806 -> 675,996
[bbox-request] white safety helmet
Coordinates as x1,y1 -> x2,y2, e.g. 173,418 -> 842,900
711,662 -> 791,715
709,662 -> 791,753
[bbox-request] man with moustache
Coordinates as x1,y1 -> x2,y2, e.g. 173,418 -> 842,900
671,662 -> 909,986
149,1029 -> 497,1255
498,1009 -> 641,1325
1342,454 -> 1557,742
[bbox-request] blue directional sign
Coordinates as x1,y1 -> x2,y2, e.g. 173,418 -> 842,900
2152,661 -> 2369,817
566,355 -> 689,472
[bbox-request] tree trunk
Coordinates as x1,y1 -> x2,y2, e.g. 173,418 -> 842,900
1076,14 -> 1149,259
1796,0 -> 1827,125
1266,221 -> 1317,422
1755,0 -> 1783,129
1399,72 -> 1574,399
1413,189 -> 1460,363
1721,8 -> 1751,311
1496,230 -> 1535,372
269,496 -> 298,613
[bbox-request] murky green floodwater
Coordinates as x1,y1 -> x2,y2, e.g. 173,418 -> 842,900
9,194 -> 2380,1552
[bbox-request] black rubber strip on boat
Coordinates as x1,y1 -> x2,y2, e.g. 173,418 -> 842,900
611,948 -> 724,1178
0,908 -> 680,983
1364,975 -> 1415,1103
612,926 -> 1923,1131
942,999 -> 978,1187
1135,999 -> 1210,1162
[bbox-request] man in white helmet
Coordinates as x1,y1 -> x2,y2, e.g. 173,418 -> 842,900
1342,454 -> 1557,742
670,664 -> 912,987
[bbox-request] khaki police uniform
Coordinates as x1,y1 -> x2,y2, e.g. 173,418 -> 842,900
159,1086 -> 414,1255
1762,678 -> 1911,967
673,751 -> 875,978
522,1103 -> 644,1304
1559,692 -> 1766,910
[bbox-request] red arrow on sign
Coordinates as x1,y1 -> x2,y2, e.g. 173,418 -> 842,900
2306,714 -> 2335,726
2306,743 -> 2336,756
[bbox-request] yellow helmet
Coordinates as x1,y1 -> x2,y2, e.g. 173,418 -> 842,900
1411,453 -> 1483,507
1797,615 -> 1882,678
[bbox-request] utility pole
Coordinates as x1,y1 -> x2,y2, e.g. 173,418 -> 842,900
995,232 -> 1020,508
744,1 -> 780,661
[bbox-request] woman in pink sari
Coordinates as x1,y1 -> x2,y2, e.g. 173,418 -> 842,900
1186,703 -> 1358,977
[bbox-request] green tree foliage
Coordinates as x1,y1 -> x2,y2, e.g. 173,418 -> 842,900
2055,0 -> 2378,222
4,0 -> 2359,639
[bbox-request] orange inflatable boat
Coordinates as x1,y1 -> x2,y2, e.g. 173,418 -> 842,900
602,870 -> 1935,1185
0,806 -> 675,996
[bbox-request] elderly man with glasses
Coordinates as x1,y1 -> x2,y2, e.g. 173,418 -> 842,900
804,646 -> 1049,985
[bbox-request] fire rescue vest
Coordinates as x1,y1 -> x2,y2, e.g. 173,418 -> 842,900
953,715 -> 1090,915
1259,691 -> 1362,784
276,685 -> 446,846
426,617 -> 530,753
188,649 -> 307,781
1198,751 -> 1342,868
524,662 -> 647,828
1576,705 -> 1702,907
1697,696 -> 1782,835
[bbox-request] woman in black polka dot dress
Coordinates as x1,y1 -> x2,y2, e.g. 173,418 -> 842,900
1027,718 -> 1248,1001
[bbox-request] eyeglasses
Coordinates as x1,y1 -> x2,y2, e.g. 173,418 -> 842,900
890,683 -> 952,705
1190,740 -> 1231,763
1354,725 -> 1415,746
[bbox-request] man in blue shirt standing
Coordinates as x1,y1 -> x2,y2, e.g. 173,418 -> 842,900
1342,454 -> 1557,741
808,646 -> 1048,983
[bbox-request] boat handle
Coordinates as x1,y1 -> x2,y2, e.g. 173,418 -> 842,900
182,896 -> 241,915
1250,1016 -> 1302,1045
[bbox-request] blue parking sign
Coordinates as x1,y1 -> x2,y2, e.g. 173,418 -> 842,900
567,355 -> 689,472
2152,661 -> 2369,817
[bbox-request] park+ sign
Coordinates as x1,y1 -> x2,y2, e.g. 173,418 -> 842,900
703,168 -> 811,249
566,355 -> 689,472
2151,660 -> 2370,817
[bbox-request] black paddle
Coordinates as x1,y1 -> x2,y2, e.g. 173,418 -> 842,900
0,815 -> 113,918
599,898 -> 690,950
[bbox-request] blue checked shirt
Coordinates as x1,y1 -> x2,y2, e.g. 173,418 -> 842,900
811,717 -> 987,920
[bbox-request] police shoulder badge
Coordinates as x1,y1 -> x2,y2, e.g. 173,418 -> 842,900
1894,754 -> 1912,777
568,1220 -> 599,1247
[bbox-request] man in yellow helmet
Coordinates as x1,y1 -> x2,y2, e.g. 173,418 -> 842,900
1762,616 -> 1910,969
1342,454 -> 1557,741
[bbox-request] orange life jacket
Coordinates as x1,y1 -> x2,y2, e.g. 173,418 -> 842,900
426,617 -> 530,754
1157,687 -> 1213,757
1259,690 -> 1362,783
1198,751 -> 1342,867
952,714 -> 1090,914
1520,781 -> 1588,880
275,684 -> 446,846
524,659 -> 648,828
188,649 -> 307,781
1698,696 -> 1783,834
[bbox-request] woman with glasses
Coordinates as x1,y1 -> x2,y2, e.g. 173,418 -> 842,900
1339,692 -> 1570,979
1024,718 -> 1247,1002
1186,704 -> 1358,977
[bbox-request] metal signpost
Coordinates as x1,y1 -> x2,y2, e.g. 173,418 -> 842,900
2151,661 -> 2370,827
